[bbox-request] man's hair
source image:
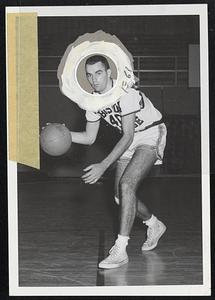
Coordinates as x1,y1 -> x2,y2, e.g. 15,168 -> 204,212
85,55 -> 110,70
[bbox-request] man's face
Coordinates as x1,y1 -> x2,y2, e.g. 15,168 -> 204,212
85,61 -> 111,93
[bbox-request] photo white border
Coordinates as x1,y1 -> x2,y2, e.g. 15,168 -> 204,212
6,4 -> 211,296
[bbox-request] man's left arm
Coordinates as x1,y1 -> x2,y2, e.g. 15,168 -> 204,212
82,113 -> 136,184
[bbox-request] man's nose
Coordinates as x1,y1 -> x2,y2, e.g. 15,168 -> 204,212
93,74 -> 99,81
93,77 -> 98,84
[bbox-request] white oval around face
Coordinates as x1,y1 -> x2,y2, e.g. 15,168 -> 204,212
85,61 -> 112,94
59,39 -> 136,112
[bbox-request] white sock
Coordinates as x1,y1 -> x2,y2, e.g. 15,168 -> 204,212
115,234 -> 130,249
143,214 -> 157,227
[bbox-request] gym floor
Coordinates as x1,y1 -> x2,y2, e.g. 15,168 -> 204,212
18,173 -> 202,287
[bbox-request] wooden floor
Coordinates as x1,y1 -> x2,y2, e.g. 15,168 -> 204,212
18,175 -> 203,286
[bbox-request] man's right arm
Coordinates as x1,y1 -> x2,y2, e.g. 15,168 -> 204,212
70,121 -> 100,145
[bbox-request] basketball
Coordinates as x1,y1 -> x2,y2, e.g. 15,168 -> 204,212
40,123 -> 72,156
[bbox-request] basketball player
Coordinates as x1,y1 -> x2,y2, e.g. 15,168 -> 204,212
70,55 -> 167,269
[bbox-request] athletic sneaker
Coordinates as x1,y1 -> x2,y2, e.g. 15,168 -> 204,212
141,219 -> 166,251
98,243 -> 129,269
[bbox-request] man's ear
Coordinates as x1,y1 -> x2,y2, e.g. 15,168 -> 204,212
107,68 -> 112,78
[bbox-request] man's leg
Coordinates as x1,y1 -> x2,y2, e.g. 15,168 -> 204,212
98,146 -> 166,269
99,146 -> 158,269
118,147 -> 157,236
118,147 -> 166,251
114,158 -> 152,221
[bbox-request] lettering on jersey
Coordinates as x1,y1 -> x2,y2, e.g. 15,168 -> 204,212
109,114 -> 143,130
135,116 -> 144,128
98,110 -> 107,118
113,101 -> 121,113
97,100 -> 144,131
105,107 -> 112,114
109,114 -> 121,128
98,101 -> 121,118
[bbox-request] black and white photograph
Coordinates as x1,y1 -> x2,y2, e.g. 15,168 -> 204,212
5,4 -> 211,296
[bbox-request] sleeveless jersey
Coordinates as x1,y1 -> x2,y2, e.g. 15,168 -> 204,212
85,88 -> 162,133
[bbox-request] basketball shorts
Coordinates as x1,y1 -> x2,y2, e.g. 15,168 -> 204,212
120,123 -> 167,165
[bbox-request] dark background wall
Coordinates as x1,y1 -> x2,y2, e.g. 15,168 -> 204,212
18,15 -> 201,176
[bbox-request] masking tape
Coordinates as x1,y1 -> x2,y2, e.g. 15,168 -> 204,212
7,13 -> 40,169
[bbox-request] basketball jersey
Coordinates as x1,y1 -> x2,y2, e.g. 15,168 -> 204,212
85,88 -> 162,133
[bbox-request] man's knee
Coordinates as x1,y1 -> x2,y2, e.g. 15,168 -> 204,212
119,178 -> 136,195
